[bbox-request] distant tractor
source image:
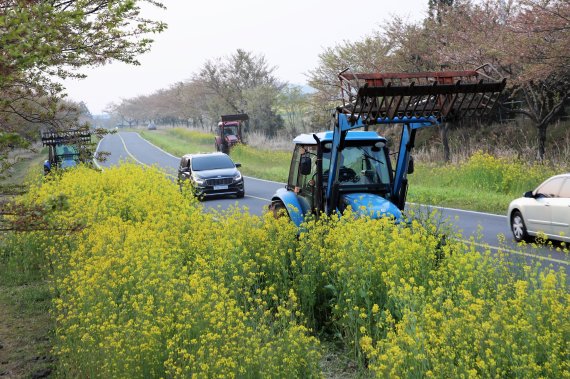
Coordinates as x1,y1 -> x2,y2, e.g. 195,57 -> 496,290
41,129 -> 92,174
215,113 -> 248,154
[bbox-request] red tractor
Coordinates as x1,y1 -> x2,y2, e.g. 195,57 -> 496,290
215,113 -> 248,154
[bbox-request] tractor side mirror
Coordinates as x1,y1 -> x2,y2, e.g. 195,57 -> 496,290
299,155 -> 312,176
407,156 -> 415,174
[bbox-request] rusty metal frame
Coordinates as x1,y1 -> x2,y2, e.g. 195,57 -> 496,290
338,65 -> 506,125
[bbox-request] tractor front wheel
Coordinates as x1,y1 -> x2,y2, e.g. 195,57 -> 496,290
269,201 -> 288,219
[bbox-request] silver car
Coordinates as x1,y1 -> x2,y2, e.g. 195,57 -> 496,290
508,173 -> 570,242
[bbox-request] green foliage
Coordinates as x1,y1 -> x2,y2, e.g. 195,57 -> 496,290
408,151 -> 562,213
0,0 -> 166,146
139,128 -> 214,157
277,85 -> 313,137
0,1 -> 166,84
198,49 -> 285,135
230,144 -> 290,182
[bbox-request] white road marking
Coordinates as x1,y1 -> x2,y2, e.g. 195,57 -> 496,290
116,133 -> 176,179
244,176 -> 285,185
118,133 -> 145,165
408,202 -> 507,218
460,239 -> 569,265
93,138 -> 104,170
246,194 -> 271,202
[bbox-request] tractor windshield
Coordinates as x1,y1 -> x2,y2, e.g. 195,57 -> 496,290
223,125 -> 238,137
55,144 -> 80,168
323,143 -> 391,187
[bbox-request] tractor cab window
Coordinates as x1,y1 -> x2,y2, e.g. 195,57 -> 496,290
322,142 -> 391,187
55,145 -> 80,168
287,144 -> 318,210
288,144 -> 317,188
223,125 -> 238,137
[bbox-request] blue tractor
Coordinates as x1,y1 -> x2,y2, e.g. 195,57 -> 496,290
270,65 -> 506,226
41,129 -> 92,174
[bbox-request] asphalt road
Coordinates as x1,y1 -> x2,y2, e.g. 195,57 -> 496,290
96,131 -> 568,270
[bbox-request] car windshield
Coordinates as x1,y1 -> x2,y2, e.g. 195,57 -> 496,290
192,155 -> 235,171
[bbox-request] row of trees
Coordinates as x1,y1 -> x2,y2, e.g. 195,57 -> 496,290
310,0 -> 569,160
110,0 -> 568,161
108,49 -> 313,138
1,0 -> 567,163
0,0 -> 166,174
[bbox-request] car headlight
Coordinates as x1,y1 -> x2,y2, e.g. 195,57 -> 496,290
233,171 -> 242,182
192,175 -> 205,185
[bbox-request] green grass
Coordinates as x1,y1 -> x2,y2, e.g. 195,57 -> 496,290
139,129 -> 215,157
407,183 -> 515,214
229,144 -> 290,182
0,282 -> 54,378
0,147 -> 46,193
408,153 -> 561,214
140,128 -> 291,182
0,147 -> 55,378
407,163 -> 516,214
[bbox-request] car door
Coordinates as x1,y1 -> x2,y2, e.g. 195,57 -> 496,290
549,177 -> 570,241
524,177 -> 564,235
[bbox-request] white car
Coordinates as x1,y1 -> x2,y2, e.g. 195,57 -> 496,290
508,173 -> 570,243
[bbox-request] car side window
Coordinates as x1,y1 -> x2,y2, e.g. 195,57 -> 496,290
536,178 -> 564,198
558,179 -> 570,198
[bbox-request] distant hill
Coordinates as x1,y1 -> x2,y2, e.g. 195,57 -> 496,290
300,85 -> 316,94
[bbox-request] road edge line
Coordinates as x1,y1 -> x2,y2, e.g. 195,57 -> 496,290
460,239 -> 569,265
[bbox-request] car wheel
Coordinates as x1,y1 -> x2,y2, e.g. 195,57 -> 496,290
511,210 -> 530,242
237,191 -> 245,199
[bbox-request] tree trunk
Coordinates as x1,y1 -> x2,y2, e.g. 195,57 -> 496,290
537,125 -> 547,161
440,123 -> 450,162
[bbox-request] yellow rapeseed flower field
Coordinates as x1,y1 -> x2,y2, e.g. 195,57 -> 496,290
3,163 -> 567,378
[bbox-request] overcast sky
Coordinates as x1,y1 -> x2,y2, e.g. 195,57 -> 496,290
63,0 -> 429,115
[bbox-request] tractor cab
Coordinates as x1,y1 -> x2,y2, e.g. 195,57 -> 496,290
284,131 -> 402,223
215,113 -> 248,154
220,121 -> 240,143
55,144 -> 81,169
41,129 -> 92,174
